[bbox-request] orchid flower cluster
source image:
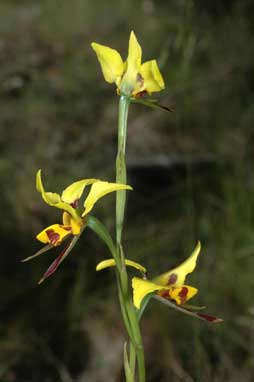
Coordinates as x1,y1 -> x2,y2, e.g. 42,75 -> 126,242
26,31 -> 222,382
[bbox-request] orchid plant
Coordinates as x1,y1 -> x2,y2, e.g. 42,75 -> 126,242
26,31 -> 222,381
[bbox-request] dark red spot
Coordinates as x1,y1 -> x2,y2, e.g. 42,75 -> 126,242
63,226 -> 72,231
178,287 -> 188,304
71,199 -> 79,208
168,273 -> 178,285
197,313 -> 223,323
46,229 -> 60,246
136,90 -> 148,98
158,290 -> 169,299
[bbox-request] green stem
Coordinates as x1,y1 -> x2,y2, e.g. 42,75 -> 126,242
86,215 -> 136,343
129,342 -> 136,375
116,95 -> 129,247
115,95 -> 146,382
117,277 -> 136,344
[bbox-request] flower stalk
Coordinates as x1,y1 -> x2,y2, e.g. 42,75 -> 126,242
115,95 -> 146,381
116,95 -> 129,246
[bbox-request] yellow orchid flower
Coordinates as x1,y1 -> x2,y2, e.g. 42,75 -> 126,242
96,242 -> 222,323
91,31 -> 165,97
132,242 -> 201,309
96,242 -> 200,306
23,170 -> 132,283
35,169 -> 132,247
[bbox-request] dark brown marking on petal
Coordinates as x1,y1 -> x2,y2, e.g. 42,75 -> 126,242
135,90 -> 148,98
178,286 -> 188,304
46,229 -> 60,246
71,199 -> 79,209
158,289 -> 170,299
63,226 -> 72,232
168,273 -> 178,285
136,73 -> 144,87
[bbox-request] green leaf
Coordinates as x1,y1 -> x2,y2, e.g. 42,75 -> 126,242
86,215 -> 117,259
123,342 -> 135,382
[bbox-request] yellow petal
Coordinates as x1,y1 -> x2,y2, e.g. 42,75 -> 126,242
36,224 -> 72,246
62,212 -> 82,234
140,60 -> 165,93
36,169 -> 61,205
153,242 -> 201,287
70,217 -> 82,235
121,31 -> 142,94
61,179 -> 98,204
62,211 -> 71,225
96,258 -> 147,274
36,170 -> 77,218
82,181 -> 133,216
127,31 -> 142,70
167,285 -> 198,305
91,42 -> 124,83
132,277 -> 164,309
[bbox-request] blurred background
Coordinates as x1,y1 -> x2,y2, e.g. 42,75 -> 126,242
0,0 -> 253,381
